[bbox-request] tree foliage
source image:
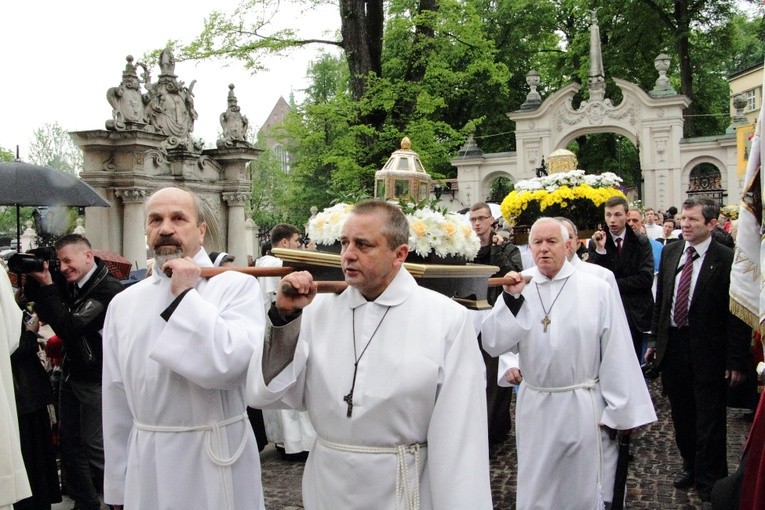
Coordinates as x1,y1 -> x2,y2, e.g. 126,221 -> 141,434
183,0 -> 762,216
28,122 -> 84,175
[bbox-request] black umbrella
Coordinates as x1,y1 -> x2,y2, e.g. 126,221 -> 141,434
0,161 -> 111,250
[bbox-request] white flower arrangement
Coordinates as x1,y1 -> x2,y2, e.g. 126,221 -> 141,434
514,169 -> 623,193
406,208 -> 480,260
306,203 -> 354,245
307,203 -> 480,261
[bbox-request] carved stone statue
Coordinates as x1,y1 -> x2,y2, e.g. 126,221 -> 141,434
217,84 -> 250,148
106,55 -> 150,131
144,49 -> 201,151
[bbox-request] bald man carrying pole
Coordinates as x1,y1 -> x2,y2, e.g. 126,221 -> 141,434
102,187 -> 267,509
482,217 -> 656,510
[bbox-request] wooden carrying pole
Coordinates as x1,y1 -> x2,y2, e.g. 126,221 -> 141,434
198,266 -> 529,293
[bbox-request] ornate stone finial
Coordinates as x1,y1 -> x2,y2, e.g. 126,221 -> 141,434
587,9 -> 606,102
727,94 -> 750,133
520,69 -> 542,110
106,55 -> 150,131
144,49 -> 201,151
72,216 -> 86,235
217,84 -> 251,148
401,137 -> 412,150
159,48 -> 176,76
457,133 -> 484,158
649,53 -> 677,98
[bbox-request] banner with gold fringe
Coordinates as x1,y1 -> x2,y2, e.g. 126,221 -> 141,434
730,66 -> 765,334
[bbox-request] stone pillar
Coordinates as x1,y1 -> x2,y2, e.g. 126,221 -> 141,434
245,218 -> 258,262
115,188 -> 149,270
222,192 -> 249,265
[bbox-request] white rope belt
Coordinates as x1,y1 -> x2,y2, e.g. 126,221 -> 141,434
523,378 -> 598,393
318,436 -> 426,510
134,412 -> 249,467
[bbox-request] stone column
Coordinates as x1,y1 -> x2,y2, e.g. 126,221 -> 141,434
245,218 -> 258,263
115,188 -> 149,270
222,192 -> 249,265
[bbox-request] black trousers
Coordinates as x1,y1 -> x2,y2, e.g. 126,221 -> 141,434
661,328 -> 728,501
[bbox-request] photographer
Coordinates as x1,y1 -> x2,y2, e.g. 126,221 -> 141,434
26,234 -> 122,510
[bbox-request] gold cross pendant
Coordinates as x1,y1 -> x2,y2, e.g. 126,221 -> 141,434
541,315 -> 551,333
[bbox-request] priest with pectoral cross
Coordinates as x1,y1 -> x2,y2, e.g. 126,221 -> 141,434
481,217 -> 657,510
247,200 -> 493,509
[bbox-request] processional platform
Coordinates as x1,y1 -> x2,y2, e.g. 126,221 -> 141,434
272,248 -> 499,310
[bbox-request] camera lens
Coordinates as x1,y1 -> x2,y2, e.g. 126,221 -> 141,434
8,253 -> 45,273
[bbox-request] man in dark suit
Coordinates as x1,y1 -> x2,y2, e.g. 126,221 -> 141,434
645,197 -> 750,504
588,195 -> 655,359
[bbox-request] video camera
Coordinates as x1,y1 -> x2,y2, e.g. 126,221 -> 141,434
8,247 -> 60,274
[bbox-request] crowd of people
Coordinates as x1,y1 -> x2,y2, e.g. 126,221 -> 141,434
0,186 -> 762,510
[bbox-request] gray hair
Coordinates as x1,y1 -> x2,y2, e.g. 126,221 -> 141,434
351,200 -> 409,249
530,217 -> 569,241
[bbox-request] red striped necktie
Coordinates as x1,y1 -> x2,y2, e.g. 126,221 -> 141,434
673,246 -> 696,327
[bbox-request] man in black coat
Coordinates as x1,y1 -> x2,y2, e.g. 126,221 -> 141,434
645,197 -> 750,504
588,195 -> 655,359
27,234 -> 123,510
470,202 -> 523,445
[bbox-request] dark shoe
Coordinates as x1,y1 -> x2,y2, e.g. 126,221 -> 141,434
673,469 -> 694,488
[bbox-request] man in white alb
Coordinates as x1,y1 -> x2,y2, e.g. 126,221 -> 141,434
256,223 -> 316,459
248,199 -> 492,509
498,217 -> 623,387
482,217 -> 656,510
102,187 -> 266,509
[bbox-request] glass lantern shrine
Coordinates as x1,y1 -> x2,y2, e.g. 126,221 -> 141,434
374,137 -> 432,202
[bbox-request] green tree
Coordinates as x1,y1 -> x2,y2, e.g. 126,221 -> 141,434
633,0 -> 737,136
28,122 -> 84,175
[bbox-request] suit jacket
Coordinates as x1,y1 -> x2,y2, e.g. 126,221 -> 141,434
650,239 -> 750,377
657,237 -> 679,246
587,227 -> 654,332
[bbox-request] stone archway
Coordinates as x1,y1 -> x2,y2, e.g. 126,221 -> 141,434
451,13 -> 744,213
484,172 -> 515,204
684,158 -> 727,205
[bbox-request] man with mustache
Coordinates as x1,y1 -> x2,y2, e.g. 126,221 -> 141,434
248,200 -> 492,509
101,187 -> 267,509
28,234 -> 123,510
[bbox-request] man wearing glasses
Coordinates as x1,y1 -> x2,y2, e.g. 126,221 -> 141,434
469,202 -> 523,446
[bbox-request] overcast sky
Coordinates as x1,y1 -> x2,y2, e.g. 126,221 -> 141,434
0,0 -> 340,159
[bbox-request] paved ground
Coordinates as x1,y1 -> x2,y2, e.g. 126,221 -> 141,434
53,380 -> 753,509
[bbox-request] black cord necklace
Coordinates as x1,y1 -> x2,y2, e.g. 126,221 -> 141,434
535,276 -> 570,333
343,305 -> 392,418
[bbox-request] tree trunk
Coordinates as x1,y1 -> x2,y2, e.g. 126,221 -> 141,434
339,0 -> 385,129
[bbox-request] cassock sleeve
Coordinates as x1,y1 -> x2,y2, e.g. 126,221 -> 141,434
102,297 -> 131,506
480,291 -> 532,357
246,301 -> 312,411
497,351 -> 520,388
149,273 -> 264,391
426,305 -> 493,509
597,288 -> 657,430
